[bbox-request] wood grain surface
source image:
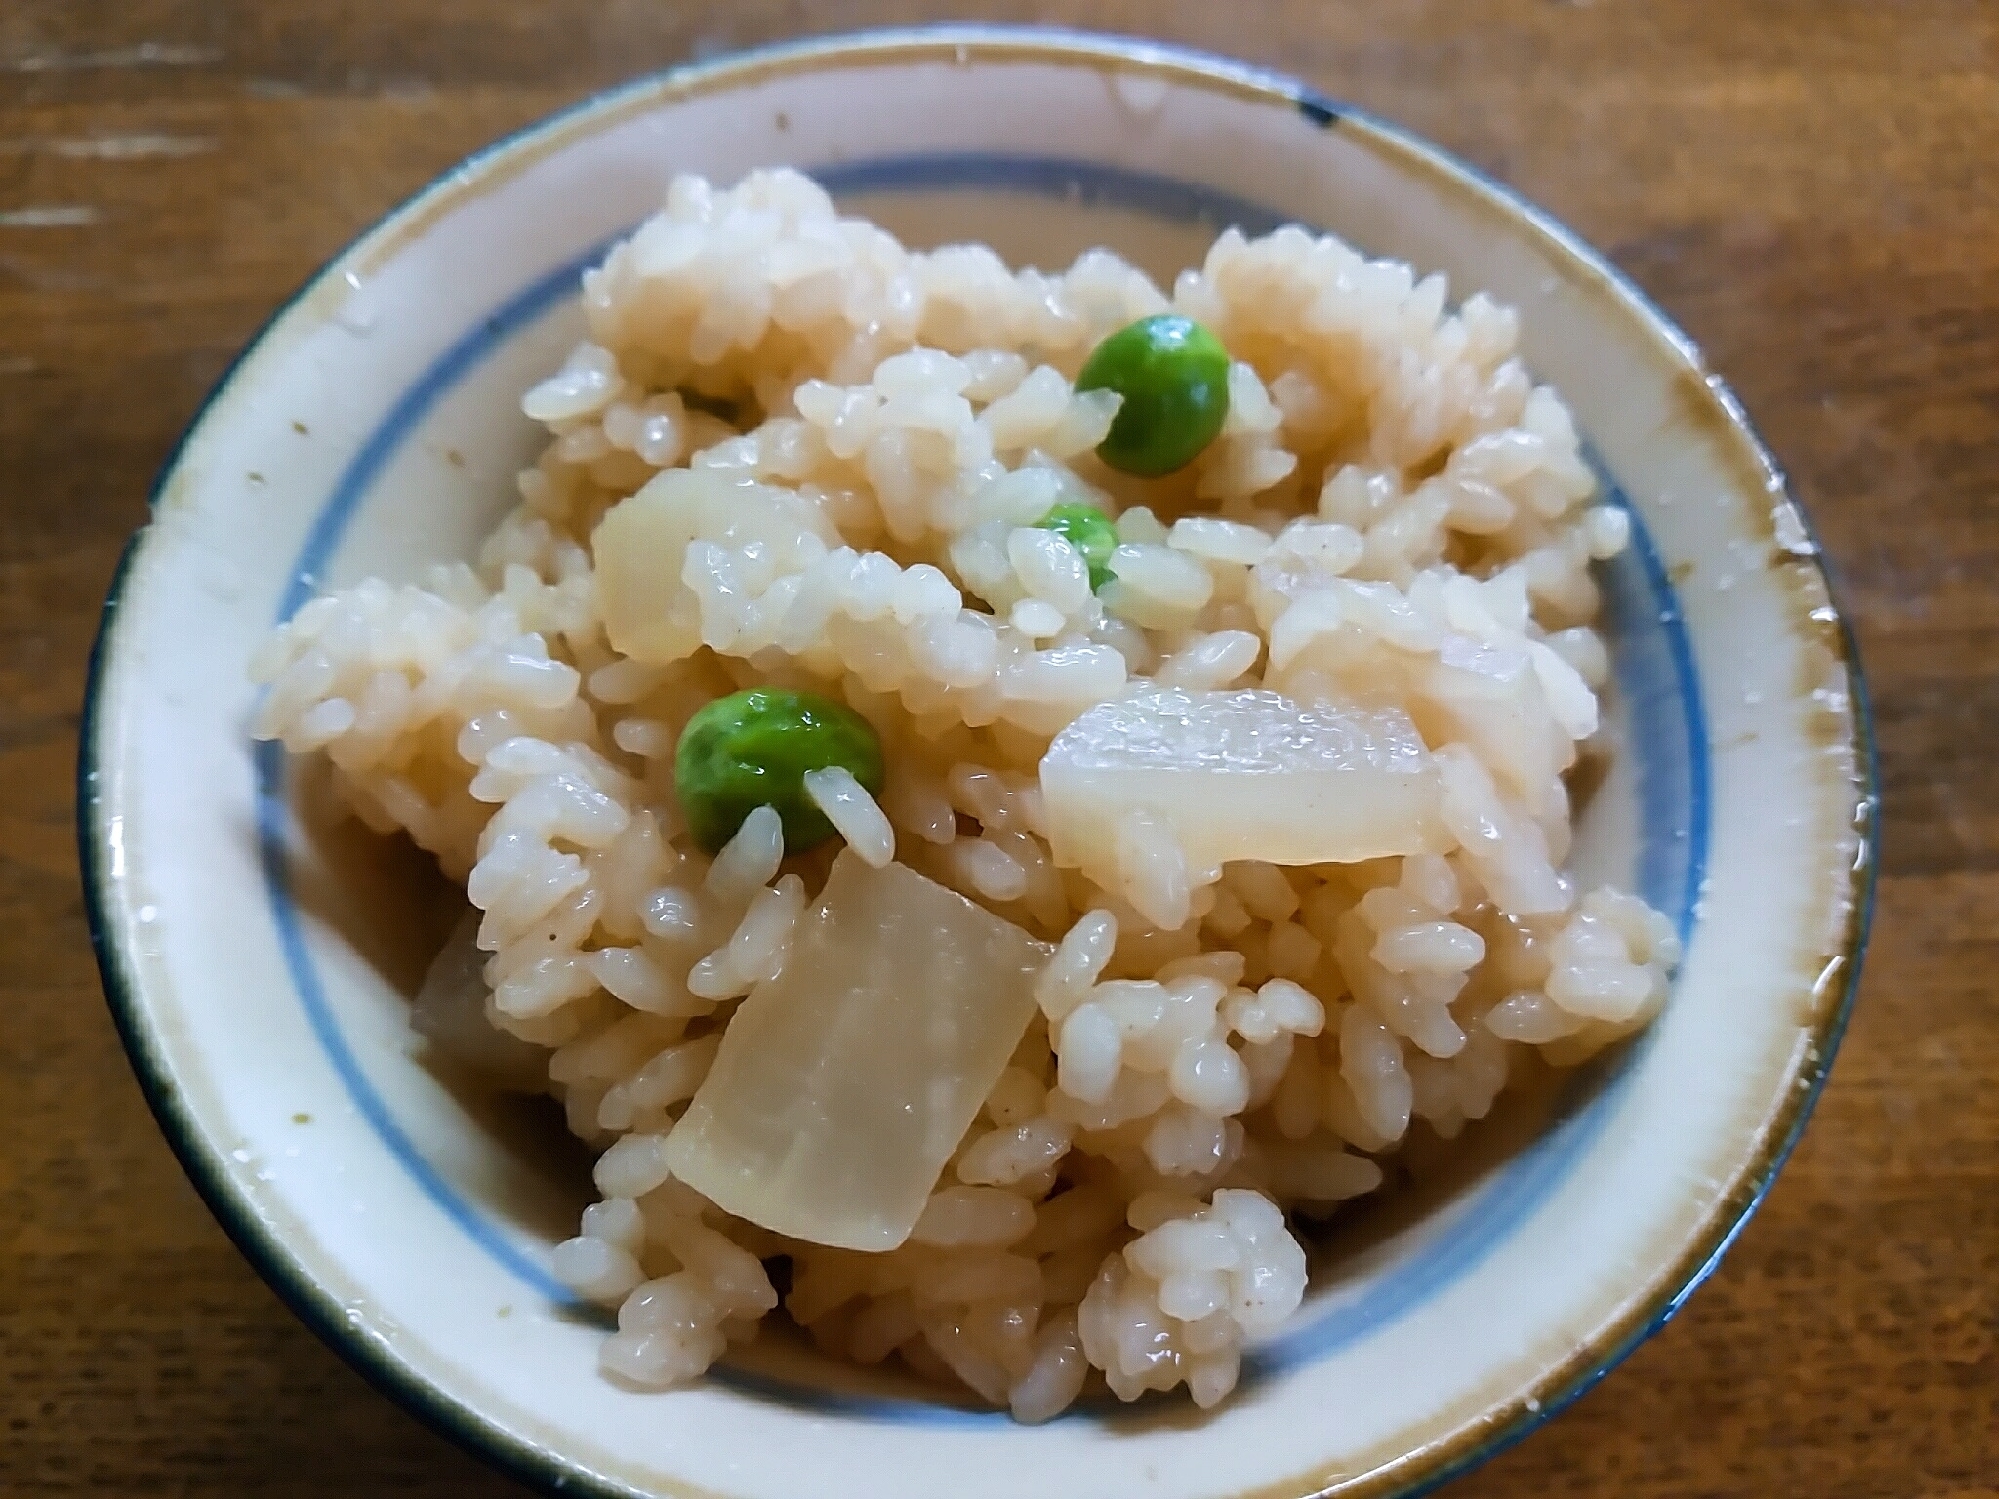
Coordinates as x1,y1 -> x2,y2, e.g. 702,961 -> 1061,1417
3,2 -> 1993,1494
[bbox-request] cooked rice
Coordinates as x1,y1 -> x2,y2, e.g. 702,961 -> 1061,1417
252,168 -> 1678,1419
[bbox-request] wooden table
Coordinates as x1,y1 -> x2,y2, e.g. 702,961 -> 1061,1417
3,3 -> 1992,1494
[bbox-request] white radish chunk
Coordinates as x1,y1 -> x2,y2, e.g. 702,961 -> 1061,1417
666,853 -> 1052,1251
594,468 -> 836,664
1039,688 -> 1447,891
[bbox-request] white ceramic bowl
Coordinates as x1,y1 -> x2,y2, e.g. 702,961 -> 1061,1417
80,27 -> 1875,1499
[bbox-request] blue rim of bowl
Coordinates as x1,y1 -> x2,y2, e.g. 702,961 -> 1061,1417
75,24 -> 1880,1499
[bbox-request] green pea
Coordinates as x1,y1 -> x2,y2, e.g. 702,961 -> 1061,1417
1075,314 -> 1232,477
1034,501 -> 1120,592
674,688 -> 885,854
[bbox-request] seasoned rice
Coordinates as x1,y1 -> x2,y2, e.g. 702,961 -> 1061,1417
253,168 -> 1678,1419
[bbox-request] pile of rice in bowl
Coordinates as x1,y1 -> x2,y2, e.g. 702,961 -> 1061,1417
252,169 -> 1679,1422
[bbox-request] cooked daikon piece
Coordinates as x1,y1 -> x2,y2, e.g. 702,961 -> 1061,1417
594,468 -> 836,664
1039,688 -> 1448,893
665,852 -> 1052,1251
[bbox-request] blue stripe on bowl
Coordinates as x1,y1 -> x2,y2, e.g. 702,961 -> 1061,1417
253,151 -> 1708,1425
822,151 -> 1297,237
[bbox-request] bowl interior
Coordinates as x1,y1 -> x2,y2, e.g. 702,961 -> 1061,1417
85,29 -> 1868,1499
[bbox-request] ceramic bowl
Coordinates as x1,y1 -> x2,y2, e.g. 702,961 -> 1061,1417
80,26 -> 1876,1499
